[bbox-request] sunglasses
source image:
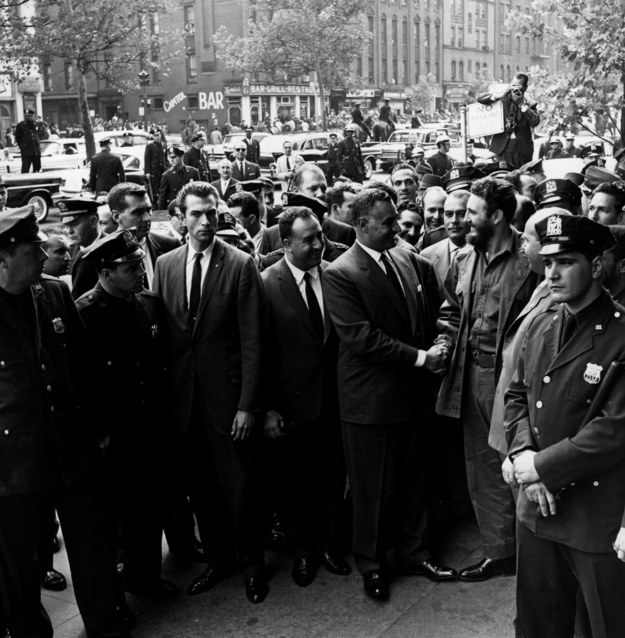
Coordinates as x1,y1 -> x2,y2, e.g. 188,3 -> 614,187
235,148 -> 246,152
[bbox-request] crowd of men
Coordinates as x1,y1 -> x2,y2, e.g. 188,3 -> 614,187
3,70 -> 625,638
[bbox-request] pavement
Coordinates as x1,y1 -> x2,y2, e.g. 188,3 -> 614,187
45,517 -> 516,638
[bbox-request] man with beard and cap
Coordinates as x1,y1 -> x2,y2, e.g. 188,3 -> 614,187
505,214 -> 625,638
89,138 -> 126,196
108,183 -> 180,290
535,178 -> 583,215
436,176 -> 540,582
158,145 -> 200,210
603,226 -> 625,306
0,208 -> 129,638
588,181 -> 625,226
323,187 -> 457,602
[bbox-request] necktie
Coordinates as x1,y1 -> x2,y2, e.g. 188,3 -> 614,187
239,161 -> 244,175
304,272 -> 324,339
558,309 -> 577,352
188,252 -> 203,325
286,156 -> 291,171
380,253 -> 405,303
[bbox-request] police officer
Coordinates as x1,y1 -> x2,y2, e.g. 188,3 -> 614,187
15,108 -> 42,173
0,208 -> 127,637
505,213 -> 625,638
350,102 -> 371,139
144,128 -> 169,205
89,138 -> 126,196
76,229 -> 179,614
327,133 -> 340,184
158,145 -> 199,210
183,132 -> 211,182
336,125 -> 366,183
242,126 -> 261,164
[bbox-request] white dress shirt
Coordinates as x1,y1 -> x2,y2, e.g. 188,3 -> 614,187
139,237 -> 154,290
284,257 -> 324,322
186,242 -> 215,305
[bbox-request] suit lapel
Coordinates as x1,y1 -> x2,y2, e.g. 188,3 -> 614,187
392,250 -> 420,337
278,259 -> 320,342
147,234 -> 158,263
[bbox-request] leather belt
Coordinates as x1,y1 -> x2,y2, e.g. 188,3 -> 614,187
471,350 -> 496,368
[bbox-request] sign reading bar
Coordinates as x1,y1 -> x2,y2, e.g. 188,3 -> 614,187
467,101 -> 504,137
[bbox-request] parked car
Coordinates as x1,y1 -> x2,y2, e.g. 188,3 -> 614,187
1,138 -> 86,173
217,132 -> 270,160
3,172 -> 64,222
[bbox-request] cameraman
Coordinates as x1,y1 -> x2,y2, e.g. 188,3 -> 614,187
478,73 -> 540,169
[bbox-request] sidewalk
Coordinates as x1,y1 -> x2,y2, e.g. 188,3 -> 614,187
46,518 -> 516,638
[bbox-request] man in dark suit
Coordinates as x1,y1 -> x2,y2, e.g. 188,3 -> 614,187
505,214 -> 625,637
89,138 -> 126,195
231,142 -> 261,181
158,145 -> 199,210
323,188 -> 457,601
261,206 -> 350,587
153,181 -> 268,605
0,208 -> 127,638
478,73 -> 540,169
109,183 -> 180,290
211,159 -> 239,201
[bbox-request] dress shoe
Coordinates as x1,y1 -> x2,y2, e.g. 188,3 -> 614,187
291,557 -> 316,587
40,569 -> 67,591
125,577 -> 180,599
187,566 -> 231,596
245,574 -> 269,604
362,569 -> 389,601
399,559 -> 458,582
458,556 -> 516,582
319,552 -> 352,576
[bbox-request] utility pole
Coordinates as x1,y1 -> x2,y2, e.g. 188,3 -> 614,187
138,69 -> 150,130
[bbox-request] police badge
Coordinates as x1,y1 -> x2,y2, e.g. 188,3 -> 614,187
52,317 -> 65,334
546,215 -> 562,236
449,169 -> 459,180
151,324 -> 159,339
583,363 -> 603,384
545,180 -> 557,194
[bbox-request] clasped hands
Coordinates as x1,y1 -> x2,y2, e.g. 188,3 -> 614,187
502,451 -> 557,517
426,337 -> 452,375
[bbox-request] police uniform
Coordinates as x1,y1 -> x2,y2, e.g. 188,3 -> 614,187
88,139 -> 126,194
0,209 -> 126,637
14,109 -> 42,173
336,129 -> 366,183
505,214 -> 625,638
157,146 -> 200,210
76,229 -> 178,600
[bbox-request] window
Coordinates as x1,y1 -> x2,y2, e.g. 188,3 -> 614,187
152,97 -> 164,110
64,61 -> 74,91
451,27 -> 455,47
424,22 -> 430,74
468,12 -> 472,33
458,27 -> 463,48
402,17 -> 408,84
506,65 -> 511,82
468,59 -> 472,73
516,36 -> 521,54
459,60 -> 464,81
451,60 -> 456,81
392,15 -> 398,82
475,28 -> 480,47
186,54 -> 197,84
43,58 -> 53,91
414,19 -> 420,81
187,95 -> 198,109
500,64 -> 505,81
525,37 -> 530,55
475,61 -> 481,78
183,4 -> 195,34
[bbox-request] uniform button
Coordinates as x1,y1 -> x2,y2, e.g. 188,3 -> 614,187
586,399 -> 591,404
50,406 -> 55,413
46,385 -> 52,392
107,361 -> 112,366
593,481 -> 599,486
615,312 -> 621,318
41,364 -> 46,372
3,429 -> 8,435
570,482 -> 575,487
543,376 -> 550,384
0,361 -> 5,368
536,400 -> 543,408
533,427 -> 540,434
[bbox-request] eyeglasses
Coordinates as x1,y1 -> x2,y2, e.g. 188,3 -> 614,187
235,148 -> 246,152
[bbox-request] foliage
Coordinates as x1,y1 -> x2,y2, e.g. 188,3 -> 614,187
213,0 -> 373,129
407,74 -> 438,114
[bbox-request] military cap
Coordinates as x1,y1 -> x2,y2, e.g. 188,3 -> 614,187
216,211 -> 239,238
535,178 -> 582,209
344,124 -> 355,132
168,144 -> 185,156
443,166 -> 485,193
99,137 -> 111,146
419,173 -> 442,188
82,228 -> 145,265
479,159 -> 515,177
122,131 -> 133,137
57,197 -> 100,223
582,165 -> 619,190
384,98 -> 390,103
518,158 -> 543,175
283,192 -> 327,219
24,108 -> 35,115
564,172 -> 584,187
536,213 -> 614,256
579,142 -> 604,159
237,180 -> 263,195
0,207 -> 46,249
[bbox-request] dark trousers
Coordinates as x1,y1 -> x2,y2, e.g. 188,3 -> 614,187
185,393 -> 264,577
276,414 -> 344,559
342,419 -> 429,574
498,138 -> 532,170
21,154 -> 41,173
0,465 -> 124,638
462,362 -> 516,560
147,174 -> 162,207
516,522 -> 625,638
35,504 -> 58,574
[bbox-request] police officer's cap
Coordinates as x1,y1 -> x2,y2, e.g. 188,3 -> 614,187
419,174 -> 443,189
0,207 -> 46,249
519,158 -> 543,175
169,144 -> 185,156
443,166 -> 485,193
416,162 -> 433,177
99,137 -> 111,146
479,159 -> 515,177
536,214 -> 614,256
582,166 -> 618,191
565,133 -> 575,141
24,108 -> 35,115
535,178 -> 582,209
82,228 -> 145,265
237,180 -> 263,195
564,172 -> 584,187
244,126 -> 254,132
122,131 -> 133,137
258,176 -> 275,190
344,124 -> 355,132
579,142 -> 604,159
329,132 -> 338,139
57,197 -> 100,223
283,192 -> 327,218
216,211 -> 239,238
581,158 -> 607,175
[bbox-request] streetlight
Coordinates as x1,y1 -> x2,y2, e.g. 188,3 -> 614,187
138,69 -> 150,130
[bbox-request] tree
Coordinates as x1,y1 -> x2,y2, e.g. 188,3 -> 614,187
0,0 -> 179,158
406,74 -> 438,116
507,0 -> 625,145
213,0 -> 373,130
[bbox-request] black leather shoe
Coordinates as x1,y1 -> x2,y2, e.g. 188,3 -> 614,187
362,569 -> 389,601
40,569 -> 67,591
125,577 -> 180,599
458,556 -> 516,582
292,557 -> 316,587
245,574 -> 269,604
320,552 -> 352,576
187,566 -> 230,596
400,559 -> 458,582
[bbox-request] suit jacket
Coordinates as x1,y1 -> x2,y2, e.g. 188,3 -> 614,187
436,229 -> 539,418
153,238 -> 264,435
261,259 -> 337,422
157,165 -> 200,210
0,276 -> 98,495
323,243 -> 442,424
89,150 -> 125,193
230,160 -> 261,182
147,231 -> 181,264
419,237 -> 462,286
263,216 -> 355,253
211,177 -> 239,202
505,293 -> 625,553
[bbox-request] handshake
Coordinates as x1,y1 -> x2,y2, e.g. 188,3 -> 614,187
424,336 -> 452,375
